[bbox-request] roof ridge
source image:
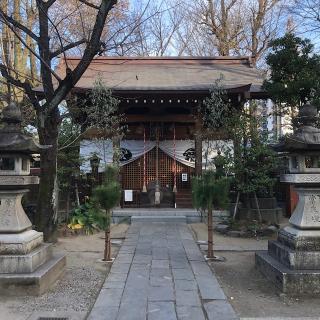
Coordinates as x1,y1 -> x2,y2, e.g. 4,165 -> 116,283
60,55 -> 251,61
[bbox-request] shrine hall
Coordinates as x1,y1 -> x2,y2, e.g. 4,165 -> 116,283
56,56 -> 265,208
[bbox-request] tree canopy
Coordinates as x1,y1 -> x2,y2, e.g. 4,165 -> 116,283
263,33 -> 320,110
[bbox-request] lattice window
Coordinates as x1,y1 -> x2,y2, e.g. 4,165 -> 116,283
121,148 -> 194,191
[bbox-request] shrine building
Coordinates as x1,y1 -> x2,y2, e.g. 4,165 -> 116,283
55,56 -> 265,208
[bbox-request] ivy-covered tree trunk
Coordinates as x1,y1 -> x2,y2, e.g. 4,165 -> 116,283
35,108 -> 60,242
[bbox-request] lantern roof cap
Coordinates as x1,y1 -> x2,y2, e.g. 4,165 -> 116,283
273,103 -> 320,152
0,102 -> 50,154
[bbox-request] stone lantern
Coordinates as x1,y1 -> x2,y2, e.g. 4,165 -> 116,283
0,102 -> 65,296
256,103 -> 320,295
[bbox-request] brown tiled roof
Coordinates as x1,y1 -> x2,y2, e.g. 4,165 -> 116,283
50,56 -> 266,93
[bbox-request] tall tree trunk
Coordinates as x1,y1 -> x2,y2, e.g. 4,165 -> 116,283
35,108 -> 60,242
207,206 -> 214,258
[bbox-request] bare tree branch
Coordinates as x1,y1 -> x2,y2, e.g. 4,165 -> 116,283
78,0 -> 100,10
0,63 -> 41,110
0,8 -> 61,82
0,9 -> 39,42
50,39 -> 87,58
44,0 -> 117,115
45,0 -> 57,8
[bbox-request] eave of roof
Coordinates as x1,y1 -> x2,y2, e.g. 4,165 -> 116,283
34,56 -> 266,96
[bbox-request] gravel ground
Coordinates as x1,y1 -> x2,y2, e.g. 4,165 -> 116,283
0,223 -> 129,320
190,222 -> 320,319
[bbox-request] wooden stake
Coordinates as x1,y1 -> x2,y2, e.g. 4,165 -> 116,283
254,192 -> 262,223
104,210 -> 112,261
207,207 -> 214,258
232,192 -> 240,220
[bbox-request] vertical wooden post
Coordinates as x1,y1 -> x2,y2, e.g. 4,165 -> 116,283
194,118 -> 202,177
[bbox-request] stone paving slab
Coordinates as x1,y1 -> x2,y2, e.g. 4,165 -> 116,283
88,220 -> 238,320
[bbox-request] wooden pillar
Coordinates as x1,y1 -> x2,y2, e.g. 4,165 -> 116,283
194,118 -> 202,176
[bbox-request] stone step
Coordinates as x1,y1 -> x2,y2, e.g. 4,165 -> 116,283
0,243 -> 52,274
114,209 -> 198,217
0,253 -> 66,296
131,215 -> 187,223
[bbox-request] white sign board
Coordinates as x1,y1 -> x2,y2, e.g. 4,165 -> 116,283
124,190 -> 133,202
181,173 -> 188,182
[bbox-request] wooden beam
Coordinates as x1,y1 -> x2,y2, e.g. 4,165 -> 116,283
123,114 -> 195,123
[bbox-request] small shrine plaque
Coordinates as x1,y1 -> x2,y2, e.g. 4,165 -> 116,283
181,173 -> 188,182
124,190 -> 133,202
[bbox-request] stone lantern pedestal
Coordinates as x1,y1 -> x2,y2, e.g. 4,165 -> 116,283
256,104 -> 320,295
0,103 -> 65,295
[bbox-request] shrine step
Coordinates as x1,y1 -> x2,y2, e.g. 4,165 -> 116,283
175,191 -> 193,208
113,208 -> 201,223
131,215 -> 187,223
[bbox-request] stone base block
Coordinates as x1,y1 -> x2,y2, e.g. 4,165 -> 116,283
256,251 -> 320,295
0,254 -> 66,296
268,240 -> 320,270
0,243 -> 52,273
278,226 -> 320,251
0,230 -> 43,254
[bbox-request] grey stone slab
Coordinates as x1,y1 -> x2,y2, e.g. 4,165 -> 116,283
152,247 -> 169,259
135,248 -> 152,255
103,281 -> 126,289
110,262 -> 131,274
204,300 -> 238,320
187,253 -> 206,261
176,289 -> 201,307
148,302 -> 177,320
190,261 -> 213,277
87,306 -> 119,320
195,275 -> 226,300
93,288 -> 123,308
148,285 -> 174,301
174,279 -> 198,291
132,254 -> 152,265
107,272 -> 128,282
151,267 -> 172,278
150,275 -> 173,286
151,259 -> 170,269
170,259 -> 189,269
116,254 -> 134,263
176,306 -> 206,320
119,246 -> 135,253
117,301 -> 147,320
172,268 -> 195,280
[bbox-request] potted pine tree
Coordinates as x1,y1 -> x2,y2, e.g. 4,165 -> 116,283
92,165 -> 121,262
192,170 -> 229,259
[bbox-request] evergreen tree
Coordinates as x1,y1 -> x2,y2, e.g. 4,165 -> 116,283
263,33 -> 320,112
92,165 -> 121,261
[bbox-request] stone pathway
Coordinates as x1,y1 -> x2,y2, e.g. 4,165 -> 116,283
88,221 -> 238,320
